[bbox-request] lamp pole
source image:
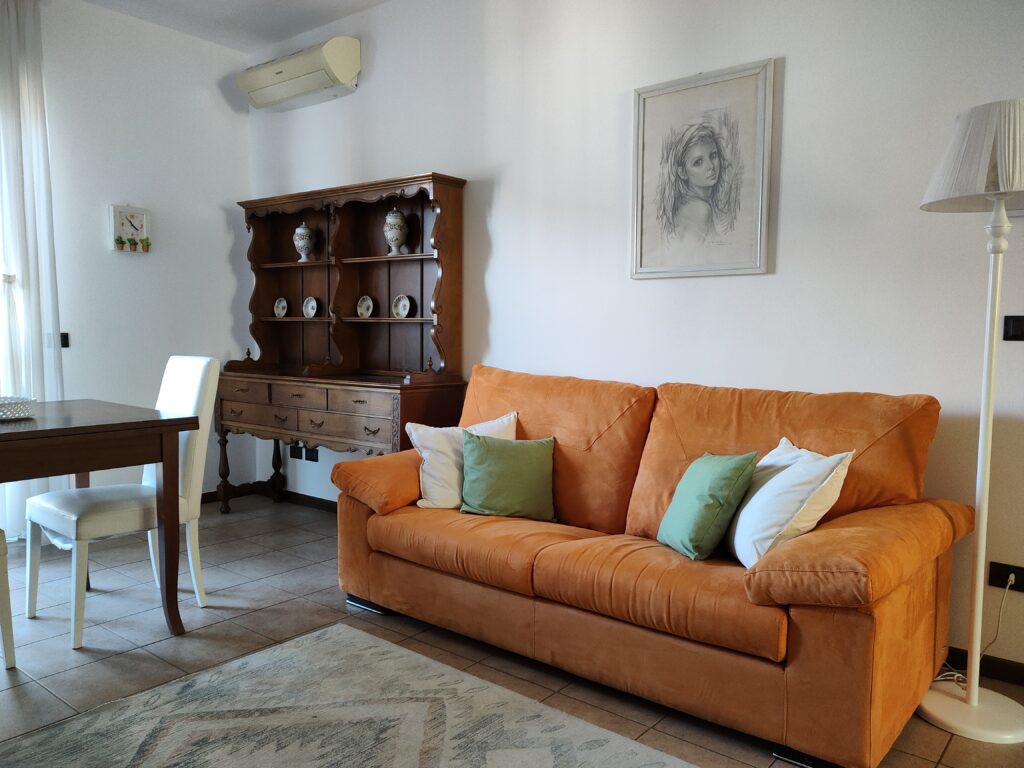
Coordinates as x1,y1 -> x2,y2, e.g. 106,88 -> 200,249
966,196 -> 1009,705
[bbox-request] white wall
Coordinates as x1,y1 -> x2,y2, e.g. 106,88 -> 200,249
244,0 -> 1024,662
41,0 -> 257,489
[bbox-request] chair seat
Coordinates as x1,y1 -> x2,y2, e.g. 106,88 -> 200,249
26,485 -> 189,543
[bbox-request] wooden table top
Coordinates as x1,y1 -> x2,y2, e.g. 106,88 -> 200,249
0,399 -> 198,442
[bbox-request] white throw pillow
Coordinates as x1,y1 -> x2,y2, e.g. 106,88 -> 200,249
405,412 -> 517,508
727,437 -> 854,568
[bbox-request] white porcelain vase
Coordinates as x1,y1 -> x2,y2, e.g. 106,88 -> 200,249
293,222 -> 314,262
383,208 -> 408,255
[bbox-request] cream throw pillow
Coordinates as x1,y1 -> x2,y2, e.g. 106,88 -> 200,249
405,412 -> 517,508
727,437 -> 854,568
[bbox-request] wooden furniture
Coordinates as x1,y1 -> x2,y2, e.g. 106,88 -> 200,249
217,173 -> 466,512
0,400 -> 198,636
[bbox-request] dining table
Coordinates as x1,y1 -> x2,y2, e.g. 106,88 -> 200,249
0,399 -> 199,635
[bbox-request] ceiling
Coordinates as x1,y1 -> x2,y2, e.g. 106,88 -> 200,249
81,0 -> 389,52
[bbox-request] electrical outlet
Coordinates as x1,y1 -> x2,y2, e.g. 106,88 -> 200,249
988,562 -> 1024,592
1004,316 -> 1024,340
304,447 -> 319,462
289,444 -> 303,460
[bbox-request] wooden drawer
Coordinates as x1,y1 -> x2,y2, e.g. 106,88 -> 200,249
327,389 -> 394,418
222,400 -> 297,431
298,409 -> 391,445
219,378 -> 269,404
271,383 -> 327,410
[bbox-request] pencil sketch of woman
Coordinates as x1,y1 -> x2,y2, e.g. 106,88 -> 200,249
655,113 -> 742,247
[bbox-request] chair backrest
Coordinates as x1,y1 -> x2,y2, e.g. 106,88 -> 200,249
141,356 -> 220,517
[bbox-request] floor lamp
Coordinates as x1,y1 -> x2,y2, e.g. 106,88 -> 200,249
919,98 -> 1024,742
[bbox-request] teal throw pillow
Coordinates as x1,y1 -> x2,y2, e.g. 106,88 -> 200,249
657,451 -> 757,560
461,432 -> 555,521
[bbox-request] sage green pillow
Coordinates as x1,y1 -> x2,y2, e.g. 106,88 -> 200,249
461,432 -> 555,521
657,451 -> 757,560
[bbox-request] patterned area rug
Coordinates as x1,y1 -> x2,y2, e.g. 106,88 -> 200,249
0,622 -> 692,767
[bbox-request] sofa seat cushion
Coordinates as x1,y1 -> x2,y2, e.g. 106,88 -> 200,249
366,507 -> 605,596
533,535 -> 787,661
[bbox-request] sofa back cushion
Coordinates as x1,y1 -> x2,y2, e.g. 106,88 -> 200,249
459,365 -> 657,533
625,383 -> 940,539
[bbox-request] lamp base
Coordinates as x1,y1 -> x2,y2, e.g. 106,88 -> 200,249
917,680 -> 1024,743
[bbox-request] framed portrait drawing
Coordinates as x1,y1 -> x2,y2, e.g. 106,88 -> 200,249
631,59 -> 774,278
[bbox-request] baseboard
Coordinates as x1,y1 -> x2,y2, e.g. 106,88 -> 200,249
200,489 -> 335,513
280,490 -> 336,511
947,646 -> 1024,687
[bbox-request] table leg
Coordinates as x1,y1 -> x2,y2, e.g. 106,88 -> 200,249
270,439 -> 285,502
72,473 -> 92,591
217,428 -> 232,515
157,431 -> 184,635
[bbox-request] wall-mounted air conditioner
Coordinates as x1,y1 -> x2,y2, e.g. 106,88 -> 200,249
236,36 -> 360,111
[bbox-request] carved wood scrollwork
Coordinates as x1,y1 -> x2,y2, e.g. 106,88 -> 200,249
391,394 -> 401,451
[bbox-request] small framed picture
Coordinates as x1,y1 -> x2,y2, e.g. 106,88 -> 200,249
631,59 -> 774,278
110,205 -> 151,252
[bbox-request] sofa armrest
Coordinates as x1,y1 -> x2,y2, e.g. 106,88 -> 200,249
744,499 -> 973,608
330,449 -> 422,515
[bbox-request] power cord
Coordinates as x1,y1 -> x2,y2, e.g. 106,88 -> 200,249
981,572 -> 1015,659
934,572 -> 1016,689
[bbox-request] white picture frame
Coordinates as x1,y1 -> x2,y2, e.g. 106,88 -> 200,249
631,59 -> 774,278
109,204 -> 151,251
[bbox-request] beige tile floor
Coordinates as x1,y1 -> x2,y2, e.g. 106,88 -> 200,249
0,496 -> 1021,767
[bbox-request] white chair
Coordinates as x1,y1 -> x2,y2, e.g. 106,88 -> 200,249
0,531 -> 14,668
25,356 -> 220,648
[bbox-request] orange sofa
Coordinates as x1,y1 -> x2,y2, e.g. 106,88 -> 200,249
331,365 -> 973,768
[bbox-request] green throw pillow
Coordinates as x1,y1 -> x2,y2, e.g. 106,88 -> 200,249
657,451 -> 757,560
461,432 -> 555,521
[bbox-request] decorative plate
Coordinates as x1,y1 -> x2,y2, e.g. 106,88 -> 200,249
391,294 -> 411,319
273,297 -> 288,318
356,295 -> 374,318
0,397 -> 36,421
302,296 -> 318,318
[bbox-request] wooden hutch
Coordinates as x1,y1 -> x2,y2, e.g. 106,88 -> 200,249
216,173 -> 466,513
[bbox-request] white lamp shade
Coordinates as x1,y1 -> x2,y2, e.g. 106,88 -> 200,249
922,98 -> 1024,212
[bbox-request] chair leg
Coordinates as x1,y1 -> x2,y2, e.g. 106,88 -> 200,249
70,541 -> 89,649
185,521 -> 206,608
0,552 -> 15,669
25,521 -> 41,619
147,528 -> 161,591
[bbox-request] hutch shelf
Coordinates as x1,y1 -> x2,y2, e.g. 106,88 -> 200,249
216,172 -> 466,513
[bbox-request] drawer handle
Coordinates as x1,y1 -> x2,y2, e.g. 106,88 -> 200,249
229,408 -> 243,417
364,425 -> 381,436
309,418 -> 325,429
290,392 -> 304,398
352,399 -> 367,405
273,414 -> 289,423
233,386 -> 249,393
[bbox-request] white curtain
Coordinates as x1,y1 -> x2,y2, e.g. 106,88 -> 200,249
1,0 -> 64,539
